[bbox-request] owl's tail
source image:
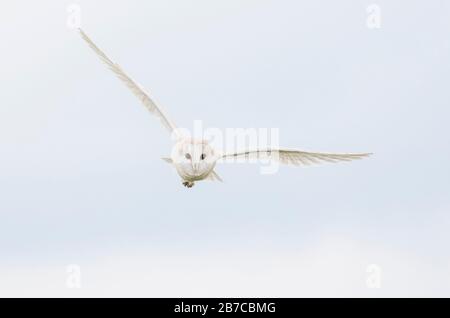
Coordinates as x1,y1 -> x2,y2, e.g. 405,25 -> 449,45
207,170 -> 223,182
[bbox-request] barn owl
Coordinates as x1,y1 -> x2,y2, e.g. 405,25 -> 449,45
78,29 -> 372,188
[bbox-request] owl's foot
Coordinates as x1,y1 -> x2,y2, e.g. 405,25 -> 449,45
182,181 -> 195,188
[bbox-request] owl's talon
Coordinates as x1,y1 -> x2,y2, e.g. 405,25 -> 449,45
182,181 -> 194,188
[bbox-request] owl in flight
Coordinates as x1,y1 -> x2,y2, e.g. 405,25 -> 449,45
78,29 -> 371,188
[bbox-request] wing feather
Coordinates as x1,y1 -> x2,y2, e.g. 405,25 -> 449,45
78,29 -> 177,134
221,149 -> 372,166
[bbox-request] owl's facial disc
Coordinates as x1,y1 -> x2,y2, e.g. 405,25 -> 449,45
172,139 -> 217,179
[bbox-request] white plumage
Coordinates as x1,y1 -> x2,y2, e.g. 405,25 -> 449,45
221,149 -> 370,166
79,29 -> 177,134
78,29 -> 372,188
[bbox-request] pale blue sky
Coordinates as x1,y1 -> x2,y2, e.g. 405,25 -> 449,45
0,0 -> 449,296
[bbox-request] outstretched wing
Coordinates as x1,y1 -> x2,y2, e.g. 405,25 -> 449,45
78,29 -> 177,134
221,149 -> 372,166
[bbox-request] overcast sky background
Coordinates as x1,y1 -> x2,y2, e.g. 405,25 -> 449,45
1,0 -> 450,297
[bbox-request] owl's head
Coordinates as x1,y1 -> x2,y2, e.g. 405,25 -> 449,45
171,138 -> 217,179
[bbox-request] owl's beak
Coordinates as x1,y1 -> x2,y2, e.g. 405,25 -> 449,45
192,163 -> 199,172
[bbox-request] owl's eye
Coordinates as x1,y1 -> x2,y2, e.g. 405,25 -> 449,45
185,153 -> 191,160
200,154 -> 206,160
